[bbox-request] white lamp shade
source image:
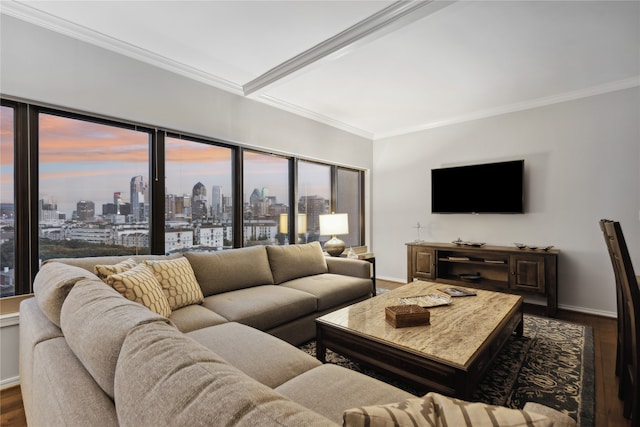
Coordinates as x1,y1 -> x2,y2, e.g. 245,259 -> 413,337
319,213 -> 349,236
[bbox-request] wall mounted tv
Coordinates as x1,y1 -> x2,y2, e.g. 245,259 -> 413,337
431,160 -> 524,214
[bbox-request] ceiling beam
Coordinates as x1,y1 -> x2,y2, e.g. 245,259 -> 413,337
243,0 -> 453,96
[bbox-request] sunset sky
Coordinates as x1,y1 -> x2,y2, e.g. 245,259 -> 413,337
1,108 -> 328,218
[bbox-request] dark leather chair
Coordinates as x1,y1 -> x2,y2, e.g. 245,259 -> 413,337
600,219 -> 625,386
603,220 -> 639,426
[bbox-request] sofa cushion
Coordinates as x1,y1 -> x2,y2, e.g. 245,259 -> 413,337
169,304 -> 228,333
275,364 -> 414,425
32,261 -> 98,327
187,322 -> 322,388
143,257 -> 204,310
202,285 -> 317,331
342,392 -> 553,427
281,273 -> 372,310
60,279 -> 171,399
114,321 -> 336,427
265,241 -> 328,284
94,258 -> 137,280
106,263 -> 172,317
184,246 -> 274,296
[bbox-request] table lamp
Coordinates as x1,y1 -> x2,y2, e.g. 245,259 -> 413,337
319,213 -> 349,256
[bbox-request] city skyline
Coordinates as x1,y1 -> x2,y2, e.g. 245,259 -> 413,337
2,109 -> 331,218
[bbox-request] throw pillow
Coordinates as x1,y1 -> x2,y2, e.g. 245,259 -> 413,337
343,392 -> 553,427
106,263 -> 171,317
143,257 -> 204,310
95,258 -> 138,281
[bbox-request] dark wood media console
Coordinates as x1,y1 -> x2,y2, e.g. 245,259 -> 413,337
406,242 -> 558,316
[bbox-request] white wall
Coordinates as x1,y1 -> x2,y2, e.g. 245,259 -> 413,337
0,314 -> 20,387
372,87 -> 640,316
0,14 -> 372,170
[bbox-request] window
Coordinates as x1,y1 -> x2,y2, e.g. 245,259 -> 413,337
297,160 -> 330,244
1,98 -> 366,298
165,136 -> 233,252
243,151 -> 289,246
0,106 -> 15,297
336,167 -> 363,248
38,113 -> 152,263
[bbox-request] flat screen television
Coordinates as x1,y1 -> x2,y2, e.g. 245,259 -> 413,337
431,160 -> 524,214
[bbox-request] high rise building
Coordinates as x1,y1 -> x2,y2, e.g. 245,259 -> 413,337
113,192 -> 123,214
165,194 -> 176,220
298,195 -> 328,233
39,199 -> 64,225
76,200 -> 95,221
130,176 -> 148,222
211,185 -> 222,219
248,188 -> 276,217
0,203 -> 14,220
192,182 -> 207,221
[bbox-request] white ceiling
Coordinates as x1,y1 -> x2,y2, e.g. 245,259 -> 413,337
2,0 -> 639,140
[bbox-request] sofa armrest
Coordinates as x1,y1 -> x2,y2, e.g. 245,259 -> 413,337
326,257 -> 371,279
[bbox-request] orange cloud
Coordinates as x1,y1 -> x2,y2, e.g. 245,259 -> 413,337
165,138 -> 232,163
39,114 -> 148,165
40,168 -> 145,180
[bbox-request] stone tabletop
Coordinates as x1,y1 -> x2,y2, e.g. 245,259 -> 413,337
316,280 -> 522,369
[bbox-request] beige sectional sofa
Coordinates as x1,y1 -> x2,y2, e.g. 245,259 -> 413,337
46,242 -> 373,345
19,241 -> 577,426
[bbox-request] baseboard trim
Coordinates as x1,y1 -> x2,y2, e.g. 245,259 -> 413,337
0,312 -> 20,328
557,304 -> 616,319
376,275 -> 406,284
0,376 -> 20,389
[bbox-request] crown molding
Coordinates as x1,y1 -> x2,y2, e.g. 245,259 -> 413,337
243,0 -> 452,96
1,0 -> 244,95
256,94 -> 374,140
375,76 -> 640,140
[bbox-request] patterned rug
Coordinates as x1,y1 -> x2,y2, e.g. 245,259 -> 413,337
300,314 -> 594,427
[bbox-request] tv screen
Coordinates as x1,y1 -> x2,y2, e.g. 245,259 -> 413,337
431,160 -> 524,214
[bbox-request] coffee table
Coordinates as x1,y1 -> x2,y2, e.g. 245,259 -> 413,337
315,280 -> 523,399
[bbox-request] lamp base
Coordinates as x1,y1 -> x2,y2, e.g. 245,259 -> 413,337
324,236 -> 346,257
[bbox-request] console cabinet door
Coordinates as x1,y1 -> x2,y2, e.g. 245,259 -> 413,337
410,247 -> 436,281
509,255 -> 545,293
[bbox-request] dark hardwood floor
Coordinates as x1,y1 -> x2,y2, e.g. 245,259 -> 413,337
0,385 -> 26,427
0,279 -> 629,427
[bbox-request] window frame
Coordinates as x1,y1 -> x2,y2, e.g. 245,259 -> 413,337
335,165 -> 365,248
1,98 -> 366,296
163,131 -> 236,250
1,100 -> 27,296
32,107 -> 158,280
241,149 -> 292,247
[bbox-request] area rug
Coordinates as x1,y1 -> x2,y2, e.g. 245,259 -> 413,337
300,314 -> 594,427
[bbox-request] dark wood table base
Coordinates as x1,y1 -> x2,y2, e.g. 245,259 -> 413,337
316,282 -> 523,399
